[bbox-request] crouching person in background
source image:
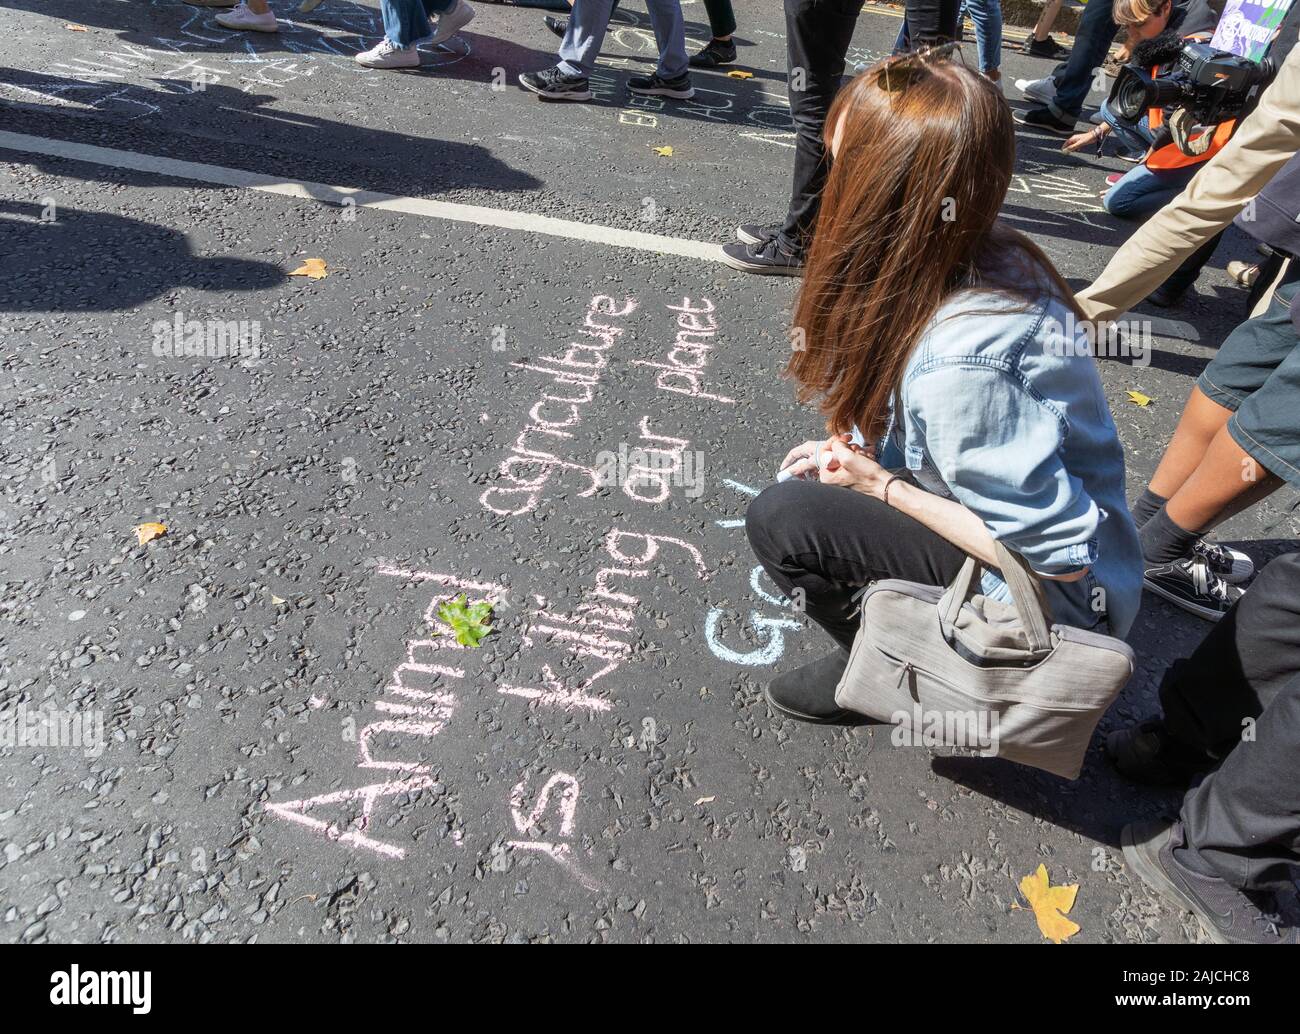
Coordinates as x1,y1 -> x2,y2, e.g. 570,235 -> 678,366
1114,551 -> 1300,945
745,50 -> 1142,724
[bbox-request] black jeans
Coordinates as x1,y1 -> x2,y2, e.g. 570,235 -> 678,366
1162,552 -> 1300,894
778,0 -> 958,252
746,478 -> 967,650
778,0 -> 866,253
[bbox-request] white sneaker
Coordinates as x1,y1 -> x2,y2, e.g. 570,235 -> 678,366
355,38 -> 421,68
1015,75 -> 1057,104
215,2 -> 278,31
427,0 -> 475,46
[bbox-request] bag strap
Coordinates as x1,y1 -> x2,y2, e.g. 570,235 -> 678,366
938,542 -> 1054,655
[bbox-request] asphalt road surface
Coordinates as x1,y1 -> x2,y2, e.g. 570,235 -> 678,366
2,0 -> 1297,944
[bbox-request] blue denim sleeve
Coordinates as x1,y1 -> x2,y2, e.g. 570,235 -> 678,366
909,363 -> 1100,574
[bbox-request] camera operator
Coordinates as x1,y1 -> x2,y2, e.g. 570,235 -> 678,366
1074,42 -> 1300,622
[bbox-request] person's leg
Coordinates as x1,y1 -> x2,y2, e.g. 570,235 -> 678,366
776,0 -> 865,254
644,0 -> 689,80
965,0 -> 1003,74
1103,163 -> 1197,220
701,0 -> 736,39
1098,98 -> 1152,154
1046,0 -> 1116,121
558,0 -> 617,77
382,0 -> 436,45
1160,553 -> 1300,762
746,478 -> 967,650
905,0 -> 961,42
1178,669 -> 1300,895
894,18 -> 911,53
1032,0 -> 1062,40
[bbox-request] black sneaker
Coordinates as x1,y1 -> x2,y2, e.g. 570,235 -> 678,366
735,222 -> 780,246
720,236 -> 804,276
627,71 -> 694,99
1012,106 -> 1076,135
1122,820 -> 1298,944
542,14 -> 567,38
1105,719 -> 1213,785
1022,35 -> 1070,60
688,37 -> 737,68
1143,555 -> 1244,621
1191,538 -> 1254,584
764,650 -> 855,724
518,66 -> 593,102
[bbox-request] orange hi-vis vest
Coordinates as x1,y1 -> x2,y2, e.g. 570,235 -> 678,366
1145,33 -> 1236,171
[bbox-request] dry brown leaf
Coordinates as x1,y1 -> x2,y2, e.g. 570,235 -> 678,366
1018,863 -> 1080,943
289,257 -> 328,279
133,522 -> 167,546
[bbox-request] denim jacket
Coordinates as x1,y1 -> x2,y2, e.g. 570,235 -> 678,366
875,288 -> 1144,637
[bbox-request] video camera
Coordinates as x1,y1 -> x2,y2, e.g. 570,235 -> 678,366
1109,41 -> 1275,137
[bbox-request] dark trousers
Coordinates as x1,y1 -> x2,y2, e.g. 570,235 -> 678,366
1163,552 -> 1300,893
1047,0 -> 1116,121
603,0 -> 737,37
778,0 -> 866,252
746,479 -> 966,650
903,0 -> 961,43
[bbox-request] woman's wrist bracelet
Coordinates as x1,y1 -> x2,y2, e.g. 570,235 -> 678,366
882,474 -> 903,507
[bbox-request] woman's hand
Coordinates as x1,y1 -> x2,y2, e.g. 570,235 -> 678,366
1062,126 -> 1104,153
777,439 -> 827,481
818,436 -> 890,498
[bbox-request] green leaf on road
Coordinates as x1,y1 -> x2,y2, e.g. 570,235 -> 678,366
437,595 -> 494,648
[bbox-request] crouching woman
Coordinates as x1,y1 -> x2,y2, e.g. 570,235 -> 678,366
747,51 -> 1143,723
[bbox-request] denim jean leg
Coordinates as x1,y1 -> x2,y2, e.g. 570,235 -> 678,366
1098,98 -> 1153,154
965,0 -> 1002,71
1103,163 -> 1196,220
559,0 -> 617,77
646,0 -> 689,79
383,0 -> 432,45
1048,0 -> 1116,120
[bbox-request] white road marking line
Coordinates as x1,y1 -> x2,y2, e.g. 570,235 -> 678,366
0,130 -> 728,263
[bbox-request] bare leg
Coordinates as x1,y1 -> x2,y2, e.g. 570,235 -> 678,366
1032,0 -> 1063,40
1165,424 -> 1282,533
1148,386 -> 1233,500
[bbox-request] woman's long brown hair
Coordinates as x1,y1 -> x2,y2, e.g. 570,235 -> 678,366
788,57 -> 1083,439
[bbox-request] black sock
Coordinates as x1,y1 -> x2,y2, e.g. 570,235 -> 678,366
1140,506 -> 1200,565
1131,487 -> 1167,529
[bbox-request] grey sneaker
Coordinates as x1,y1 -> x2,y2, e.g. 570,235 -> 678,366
1122,820 -> 1298,944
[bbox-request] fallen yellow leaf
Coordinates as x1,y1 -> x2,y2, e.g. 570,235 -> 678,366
652,145 -> 674,157
726,69 -> 754,79
65,23 -> 88,32
289,258 -> 328,279
133,522 -> 167,546
1127,390 -> 1153,407
1018,864 -> 1080,943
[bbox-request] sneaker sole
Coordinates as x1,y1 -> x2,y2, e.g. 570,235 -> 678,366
1121,823 -> 1231,945
518,81 -> 593,101
428,9 -> 475,46
719,250 -> 804,276
735,224 -> 772,246
628,85 -> 696,99
356,57 -> 422,68
1142,577 -> 1232,622
217,19 -> 279,31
